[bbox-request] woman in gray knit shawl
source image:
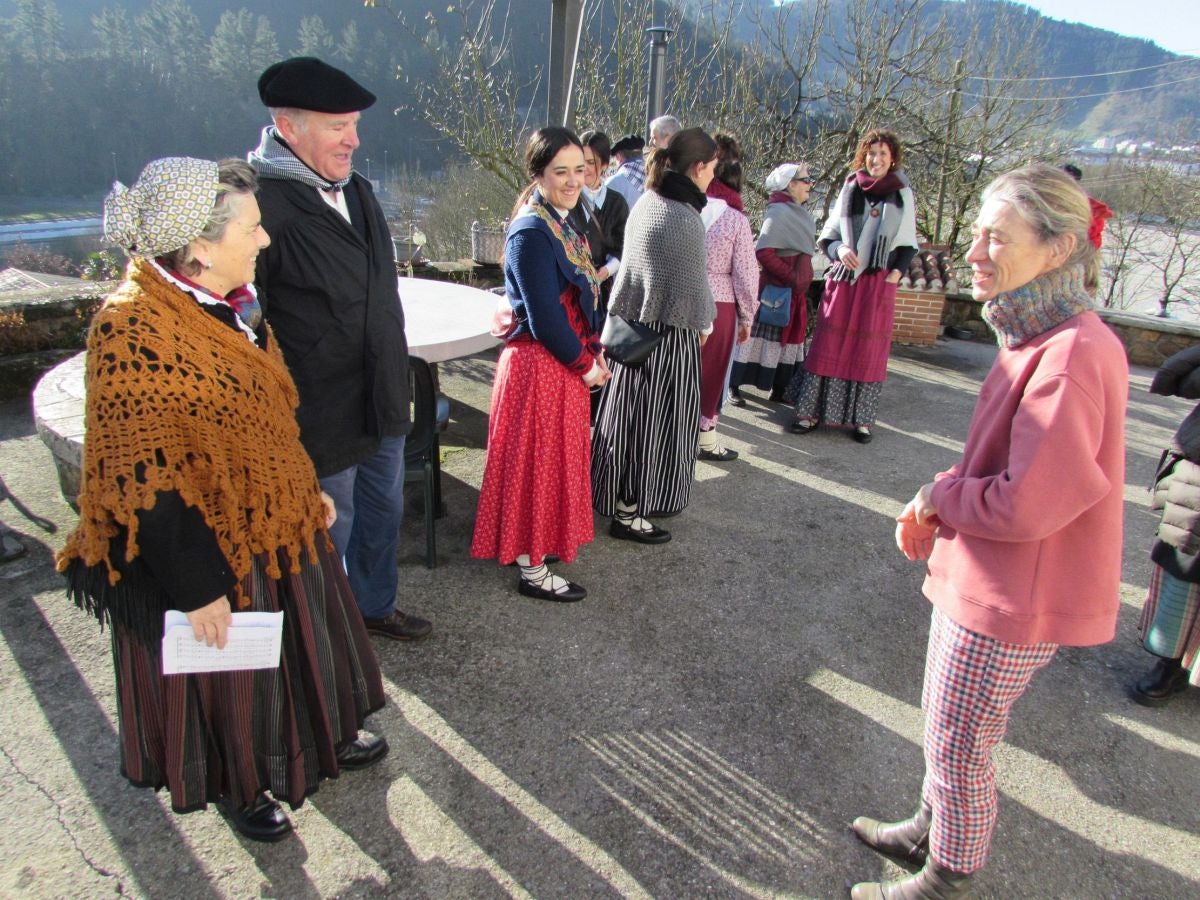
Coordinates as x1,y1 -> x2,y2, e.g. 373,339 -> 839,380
591,127 -> 719,543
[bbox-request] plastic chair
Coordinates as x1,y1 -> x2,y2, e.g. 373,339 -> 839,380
404,357 -> 450,568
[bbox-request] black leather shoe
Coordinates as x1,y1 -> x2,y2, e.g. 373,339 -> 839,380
853,427 -> 874,444
1131,657 -> 1189,706
609,518 -> 671,544
728,388 -> 746,407
698,446 -> 739,462
336,731 -> 390,771
220,792 -> 292,843
517,576 -> 587,602
363,610 -> 432,641
791,417 -> 817,434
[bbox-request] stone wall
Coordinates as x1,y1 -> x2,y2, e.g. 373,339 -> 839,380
6,276 -> 1200,399
1096,309 -> 1200,368
940,291 -> 1200,368
0,281 -> 111,399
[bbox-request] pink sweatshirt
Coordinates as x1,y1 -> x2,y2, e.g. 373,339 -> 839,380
924,312 -> 1128,646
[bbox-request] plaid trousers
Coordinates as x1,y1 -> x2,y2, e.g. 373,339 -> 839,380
920,608 -> 1058,873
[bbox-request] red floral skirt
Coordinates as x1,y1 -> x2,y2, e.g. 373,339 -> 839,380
471,342 -> 594,565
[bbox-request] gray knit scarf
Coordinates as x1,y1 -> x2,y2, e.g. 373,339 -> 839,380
981,264 -> 1094,349
247,126 -> 353,191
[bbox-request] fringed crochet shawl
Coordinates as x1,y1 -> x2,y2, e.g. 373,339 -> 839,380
57,259 -> 330,612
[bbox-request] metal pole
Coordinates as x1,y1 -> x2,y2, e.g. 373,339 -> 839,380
934,58 -> 965,246
548,0 -> 585,128
645,26 -> 673,133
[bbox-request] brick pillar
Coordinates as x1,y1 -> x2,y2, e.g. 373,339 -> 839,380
893,288 -> 946,346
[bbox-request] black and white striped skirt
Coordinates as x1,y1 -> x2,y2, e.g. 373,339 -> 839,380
591,323 -> 701,517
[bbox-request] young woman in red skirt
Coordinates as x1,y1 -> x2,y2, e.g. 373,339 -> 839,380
471,127 -> 610,601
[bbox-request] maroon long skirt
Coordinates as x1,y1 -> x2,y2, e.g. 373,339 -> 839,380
699,302 -> 738,428
111,539 -> 385,813
804,270 -> 897,383
471,341 -> 594,566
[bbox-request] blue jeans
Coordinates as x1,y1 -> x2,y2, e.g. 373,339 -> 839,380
320,435 -> 406,620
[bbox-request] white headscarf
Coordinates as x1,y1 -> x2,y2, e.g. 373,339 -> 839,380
763,163 -> 809,193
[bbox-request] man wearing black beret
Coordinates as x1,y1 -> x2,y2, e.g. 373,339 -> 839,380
248,58 -> 433,670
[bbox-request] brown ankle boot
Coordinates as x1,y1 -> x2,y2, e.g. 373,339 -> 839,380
850,859 -> 973,899
851,802 -> 931,864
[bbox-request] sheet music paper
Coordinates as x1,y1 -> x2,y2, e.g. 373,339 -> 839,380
161,610 -> 283,675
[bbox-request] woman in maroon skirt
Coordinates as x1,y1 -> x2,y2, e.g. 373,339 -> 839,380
471,127 -> 609,601
58,157 -> 387,843
787,128 -> 919,444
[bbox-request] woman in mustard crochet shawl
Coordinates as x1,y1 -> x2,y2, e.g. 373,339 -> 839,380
58,157 -> 388,842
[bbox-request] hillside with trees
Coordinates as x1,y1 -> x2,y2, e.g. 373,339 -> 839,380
1,0 -> 1197,271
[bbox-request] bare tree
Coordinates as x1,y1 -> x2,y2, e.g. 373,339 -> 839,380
1092,160 -> 1200,315
371,0 -> 540,193
900,3 -> 1066,258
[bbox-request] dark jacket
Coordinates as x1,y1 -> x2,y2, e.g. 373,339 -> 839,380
255,173 -> 410,477
1149,344 -> 1200,579
568,189 -> 628,309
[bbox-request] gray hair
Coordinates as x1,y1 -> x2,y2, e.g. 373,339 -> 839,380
269,107 -> 311,133
158,159 -> 258,277
649,115 -> 681,146
982,163 -> 1099,293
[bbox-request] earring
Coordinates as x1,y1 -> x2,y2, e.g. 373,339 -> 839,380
202,260 -> 212,269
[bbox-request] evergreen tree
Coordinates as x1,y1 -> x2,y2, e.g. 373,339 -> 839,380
92,7 -> 136,62
208,9 -> 279,83
11,0 -> 64,64
136,0 -> 202,77
294,15 -> 335,59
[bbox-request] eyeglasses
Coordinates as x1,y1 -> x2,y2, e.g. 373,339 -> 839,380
791,176 -> 814,184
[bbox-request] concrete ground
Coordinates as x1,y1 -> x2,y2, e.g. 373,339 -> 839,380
0,337 -> 1197,899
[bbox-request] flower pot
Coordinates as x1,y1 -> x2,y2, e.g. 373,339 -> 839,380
471,221 -> 506,266
393,237 -> 424,266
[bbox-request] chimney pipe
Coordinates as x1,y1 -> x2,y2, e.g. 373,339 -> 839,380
645,26 -> 673,133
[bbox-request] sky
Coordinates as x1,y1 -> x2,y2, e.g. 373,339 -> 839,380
987,1 -> 1200,57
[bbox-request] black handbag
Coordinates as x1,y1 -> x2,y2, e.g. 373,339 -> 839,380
601,315 -> 664,368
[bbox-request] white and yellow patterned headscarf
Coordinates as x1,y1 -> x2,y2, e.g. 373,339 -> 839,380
103,157 -> 219,258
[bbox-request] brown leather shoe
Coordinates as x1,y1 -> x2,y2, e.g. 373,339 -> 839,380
851,802 -> 931,864
851,860 -> 973,898
363,610 -> 432,640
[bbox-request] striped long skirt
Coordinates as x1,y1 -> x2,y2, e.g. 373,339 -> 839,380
591,323 -> 701,518
1139,564 -> 1200,684
111,540 -> 385,814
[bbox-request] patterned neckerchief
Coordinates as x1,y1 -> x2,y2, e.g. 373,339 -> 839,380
528,196 -> 601,311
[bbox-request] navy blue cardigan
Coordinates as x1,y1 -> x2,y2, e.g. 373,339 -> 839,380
504,204 -> 603,375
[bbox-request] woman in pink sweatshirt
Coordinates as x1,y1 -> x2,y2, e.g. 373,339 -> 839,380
848,165 -> 1128,899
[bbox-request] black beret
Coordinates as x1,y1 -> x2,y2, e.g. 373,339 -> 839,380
610,134 -> 646,155
258,57 -> 376,113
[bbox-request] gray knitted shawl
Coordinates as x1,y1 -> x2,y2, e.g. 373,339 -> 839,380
607,190 -> 715,330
